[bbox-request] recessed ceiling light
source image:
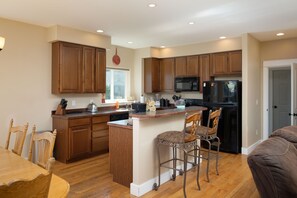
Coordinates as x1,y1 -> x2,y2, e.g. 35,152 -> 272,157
160,46 -> 165,48
276,32 -> 285,36
96,29 -> 104,33
128,41 -> 133,44
189,22 -> 194,25
219,36 -> 226,39
148,3 -> 156,8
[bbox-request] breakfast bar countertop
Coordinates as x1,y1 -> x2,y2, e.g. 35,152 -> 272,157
130,106 -> 206,120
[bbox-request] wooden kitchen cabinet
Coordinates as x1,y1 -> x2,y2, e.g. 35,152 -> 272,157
53,117 -> 92,163
52,42 -> 83,93
52,41 -> 106,94
160,58 -> 175,92
199,54 -> 211,93
69,119 -> 92,159
95,48 -> 106,93
210,50 -> 242,76
175,56 -> 199,77
228,50 -> 242,74
186,55 -> 199,76
83,46 -> 95,92
92,115 -> 110,153
175,57 -> 187,77
144,58 -> 160,93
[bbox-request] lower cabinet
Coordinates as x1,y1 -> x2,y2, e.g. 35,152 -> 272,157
52,115 -> 110,163
69,124 -> 91,159
92,115 -> 110,153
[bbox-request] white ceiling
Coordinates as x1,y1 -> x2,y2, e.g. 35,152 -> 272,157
1,0 -> 297,49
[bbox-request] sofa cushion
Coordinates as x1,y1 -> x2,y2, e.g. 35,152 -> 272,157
270,126 -> 297,148
247,137 -> 297,198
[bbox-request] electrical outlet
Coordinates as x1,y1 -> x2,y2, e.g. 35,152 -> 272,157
72,100 -> 76,106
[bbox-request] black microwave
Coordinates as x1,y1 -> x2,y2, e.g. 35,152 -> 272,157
174,77 -> 200,92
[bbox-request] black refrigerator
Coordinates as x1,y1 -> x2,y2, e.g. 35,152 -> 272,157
202,80 -> 242,153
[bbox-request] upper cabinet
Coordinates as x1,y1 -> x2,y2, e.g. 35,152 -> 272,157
199,54 -> 210,93
52,41 -> 106,94
175,56 -> 199,77
95,48 -> 106,93
160,58 -> 175,92
144,58 -> 160,93
210,50 -> 242,76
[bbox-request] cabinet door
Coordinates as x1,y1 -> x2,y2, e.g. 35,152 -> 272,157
229,51 -> 242,74
59,42 -> 83,93
69,125 -> 91,159
199,54 -> 210,93
95,48 -> 106,93
83,47 -> 95,92
187,55 -> 199,76
144,58 -> 160,93
211,52 -> 228,76
160,58 -> 175,92
175,57 -> 187,77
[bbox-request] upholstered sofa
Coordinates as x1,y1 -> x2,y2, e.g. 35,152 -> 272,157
247,126 -> 297,198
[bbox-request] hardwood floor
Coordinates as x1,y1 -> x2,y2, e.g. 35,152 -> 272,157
52,152 -> 259,198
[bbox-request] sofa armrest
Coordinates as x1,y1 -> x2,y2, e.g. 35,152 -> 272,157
247,137 -> 297,198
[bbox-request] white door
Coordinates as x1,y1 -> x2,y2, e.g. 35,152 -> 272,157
291,63 -> 297,125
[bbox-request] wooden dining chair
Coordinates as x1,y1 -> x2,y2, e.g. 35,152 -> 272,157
0,172 -> 52,198
5,119 -> 29,156
28,126 -> 57,172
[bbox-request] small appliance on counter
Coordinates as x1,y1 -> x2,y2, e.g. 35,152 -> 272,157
132,102 -> 147,113
87,102 -> 98,113
160,98 -> 170,107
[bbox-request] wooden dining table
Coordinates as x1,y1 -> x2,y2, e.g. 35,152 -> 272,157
0,147 -> 69,197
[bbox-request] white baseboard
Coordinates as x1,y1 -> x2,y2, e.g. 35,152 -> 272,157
130,159 -> 201,197
241,139 -> 262,155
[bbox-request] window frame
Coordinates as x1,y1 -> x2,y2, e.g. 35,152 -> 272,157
105,67 -> 130,103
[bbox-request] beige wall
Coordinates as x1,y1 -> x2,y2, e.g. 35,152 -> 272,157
261,38 -> 297,61
242,34 -> 261,148
0,18 -> 57,156
159,37 -> 242,58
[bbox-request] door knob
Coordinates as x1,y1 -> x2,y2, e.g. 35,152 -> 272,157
289,113 -> 297,116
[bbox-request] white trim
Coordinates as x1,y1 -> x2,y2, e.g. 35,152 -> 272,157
130,162 -> 200,197
241,139 -> 262,155
263,59 -> 297,141
130,170 -> 171,197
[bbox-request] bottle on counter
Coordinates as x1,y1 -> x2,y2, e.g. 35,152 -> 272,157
140,94 -> 145,103
115,101 -> 119,109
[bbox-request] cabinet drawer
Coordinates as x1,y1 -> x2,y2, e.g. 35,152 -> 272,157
93,115 -> 110,123
69,118 -> 91,127
92,137 -> 109,152
93,123 -> 108,131
92,129 -> 108,138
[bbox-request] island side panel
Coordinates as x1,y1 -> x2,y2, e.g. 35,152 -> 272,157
132,114 -> 185,185
109,124 -> 133,187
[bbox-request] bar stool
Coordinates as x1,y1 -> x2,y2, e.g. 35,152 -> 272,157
153,112 -> 202,198
196,108 -> 222,182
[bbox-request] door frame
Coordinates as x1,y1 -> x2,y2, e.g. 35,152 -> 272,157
263,58 -> 297,140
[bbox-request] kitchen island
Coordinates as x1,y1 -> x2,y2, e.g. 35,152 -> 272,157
108,106 -> 206,197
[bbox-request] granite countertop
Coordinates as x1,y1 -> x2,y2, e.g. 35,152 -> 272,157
107,119 -> 133,129
51,108 -> 129,119
130,106 -> 207,120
